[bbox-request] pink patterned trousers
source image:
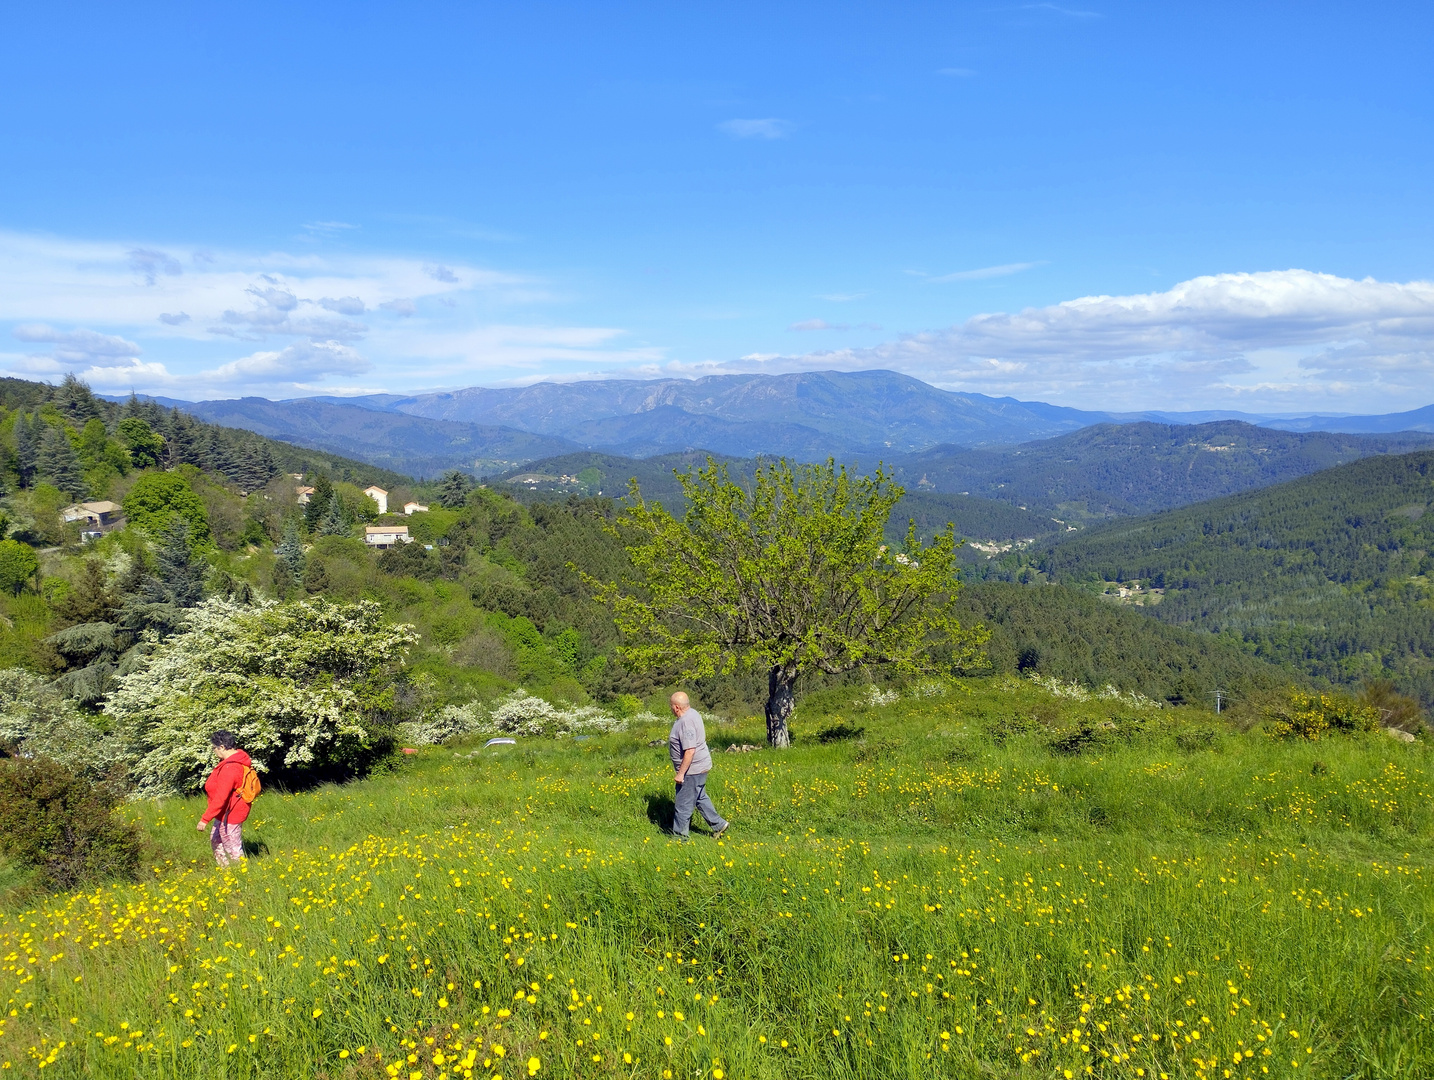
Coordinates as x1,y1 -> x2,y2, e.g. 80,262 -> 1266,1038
210,821 -> 245,867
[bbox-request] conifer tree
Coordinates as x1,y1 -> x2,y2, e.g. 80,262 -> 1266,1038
55,374 -> 101,425
318,494 -> 349,536
304,475 -> 335,532
38,423 -> 86,499
13,412 -> 37,489
276,521 -> 306,580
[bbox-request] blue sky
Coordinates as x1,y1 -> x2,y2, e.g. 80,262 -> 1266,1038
1,1 -> 1431,411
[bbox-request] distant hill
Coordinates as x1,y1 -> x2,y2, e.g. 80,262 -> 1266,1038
321,370 -> 1113,456
170,397 -> 577,478
958,581 -> 1296,704
491,452 -> 1067,554
880,421 -> 1434,520
1031,449 -> 1434,705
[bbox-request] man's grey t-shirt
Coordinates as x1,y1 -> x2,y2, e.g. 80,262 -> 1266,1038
669,707 -> 714,774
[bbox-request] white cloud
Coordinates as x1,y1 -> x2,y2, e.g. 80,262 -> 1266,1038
127,248 -> 183,285
927,261 -> 1045,282
0,229 -> 628,397
717,118 -> 793,140
318,296 -> 365,315
13,324 -> 141,364
698,270 -> 1434,412
207,340 -> 370,384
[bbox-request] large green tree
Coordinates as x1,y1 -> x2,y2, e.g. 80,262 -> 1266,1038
0,539 -> 39,595
592,458 -> 987,747
121,471 -> 211,547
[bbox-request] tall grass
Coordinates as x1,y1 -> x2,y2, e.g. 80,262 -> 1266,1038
0,679 -> 1427,1078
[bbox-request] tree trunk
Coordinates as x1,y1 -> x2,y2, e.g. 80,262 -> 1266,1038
765,664 -> 797,748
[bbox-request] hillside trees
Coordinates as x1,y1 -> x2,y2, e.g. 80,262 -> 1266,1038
592,459 -> 986,747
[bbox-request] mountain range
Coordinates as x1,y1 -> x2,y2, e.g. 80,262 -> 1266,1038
120,369 -> 1434,481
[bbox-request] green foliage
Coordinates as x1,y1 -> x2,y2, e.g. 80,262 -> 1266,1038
438,469 -> 473,508
956,581 -> 1294,704
105,597 -> 418,796
1035,449 -> 1434,704
0,539 -> 38,595
593,458 -> 986,746
378,540 -> 437,580
0,668 -> 118,777
37,422 -> 86,499
122,471 -> 212,546
117,416 -> 165,468
1265,689 -> 1382,740
0,757 -> 142,890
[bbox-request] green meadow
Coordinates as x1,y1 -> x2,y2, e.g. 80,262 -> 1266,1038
0,678 -> 1428,1080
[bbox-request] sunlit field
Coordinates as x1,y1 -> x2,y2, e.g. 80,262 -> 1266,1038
0,679 -> 1428,1079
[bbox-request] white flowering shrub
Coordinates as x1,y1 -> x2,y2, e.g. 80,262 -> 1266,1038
398,702 -> 488,747
104,598 -> 418,797
1026,672 -> 1164,710
858,685 -> 900,708
468,690 -> 628,739
908,679 -> 949,700
0,668 -> 121,778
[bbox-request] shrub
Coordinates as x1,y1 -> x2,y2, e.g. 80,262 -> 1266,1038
1265,689 -> 1381,740
0,758 -> 143,890
456,690 -> 629,739
105,598 -> 418,795
0,668 -> 119,777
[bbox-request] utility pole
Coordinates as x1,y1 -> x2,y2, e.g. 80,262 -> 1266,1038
1210,689 -> 1225,714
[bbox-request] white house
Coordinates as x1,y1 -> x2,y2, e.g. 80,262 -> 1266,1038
364,524 -> 412,549
295,485 -> 316,504
403,501 -> 430,515
363,485 -> 389,515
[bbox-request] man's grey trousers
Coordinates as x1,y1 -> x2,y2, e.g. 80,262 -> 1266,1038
672,772 -> 726,839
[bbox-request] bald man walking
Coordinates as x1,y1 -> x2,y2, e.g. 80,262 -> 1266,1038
668,692 -> 729,841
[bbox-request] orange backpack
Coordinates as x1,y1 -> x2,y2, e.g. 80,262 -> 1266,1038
237,764 -> 262,804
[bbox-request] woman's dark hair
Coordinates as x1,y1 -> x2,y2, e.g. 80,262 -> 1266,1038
209,730 -> 238,751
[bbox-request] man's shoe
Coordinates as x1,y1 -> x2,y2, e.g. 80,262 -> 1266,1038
712,823 -> 729,840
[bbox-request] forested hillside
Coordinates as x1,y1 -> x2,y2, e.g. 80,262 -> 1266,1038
880,420 -> 1434,520
170,396 -> 578,478
0,380 -> 1316,727
1,376 -> 412,498
1032,448 -> 1434,704
957,581 -> 1292,703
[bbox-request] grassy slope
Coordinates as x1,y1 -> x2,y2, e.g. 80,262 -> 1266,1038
0,680 -> 1427,1078
1035,449 -> 1434,704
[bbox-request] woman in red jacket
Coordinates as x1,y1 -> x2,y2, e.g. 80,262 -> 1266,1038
196,730 -> 252,867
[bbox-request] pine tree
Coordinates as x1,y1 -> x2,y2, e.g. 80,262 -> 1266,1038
14,412 -> 38,489
276,521 -> 306,580
38,423 -> 86,499
304,475 -> 334,532
55,374 -> 101,425
318,495 -> 349,536
439,469 -> 474,508
150,519 -> 206,608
